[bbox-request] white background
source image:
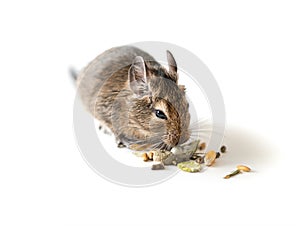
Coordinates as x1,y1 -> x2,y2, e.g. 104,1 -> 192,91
1,0 -> 299,225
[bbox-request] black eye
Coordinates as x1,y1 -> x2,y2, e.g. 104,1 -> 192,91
155,110 -> 167,120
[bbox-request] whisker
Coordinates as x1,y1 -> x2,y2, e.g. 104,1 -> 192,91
189,118 -> 225,130
150,141 -> 165,150
190,130 -> 224,136
190,129 -> 214,132
189,134 -> 211,139
189,123 -> 225,130
189,117 -> 211,126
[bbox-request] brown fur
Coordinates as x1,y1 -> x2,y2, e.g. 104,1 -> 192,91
76,46 -> 190,150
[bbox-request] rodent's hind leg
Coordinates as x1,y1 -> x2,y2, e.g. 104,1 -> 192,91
115,136 -> 127,148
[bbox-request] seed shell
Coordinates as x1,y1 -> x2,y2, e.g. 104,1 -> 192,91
204,150 -> 217,166
151,163 -> 165,170
237,165 -> 251,172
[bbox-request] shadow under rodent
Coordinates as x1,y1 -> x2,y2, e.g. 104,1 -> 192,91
74,46 -> 191,151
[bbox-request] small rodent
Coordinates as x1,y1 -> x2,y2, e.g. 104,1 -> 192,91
73,46 -> 191,150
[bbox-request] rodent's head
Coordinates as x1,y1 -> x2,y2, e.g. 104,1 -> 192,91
128,51 -> 190,150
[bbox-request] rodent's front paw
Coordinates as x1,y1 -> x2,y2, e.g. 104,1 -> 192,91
117,142 -> 126,148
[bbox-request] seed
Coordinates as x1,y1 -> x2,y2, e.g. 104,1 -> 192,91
142,153 -> 149,162
237,165 -> 251,172
151,163 -> 165,170
148,151 -> 154,160
224,169 -> 241,179
153,152 -> 161,162
199,142 -> 206,150
216,152 -> 221,158
190,155 -> 198,160
150,150 -> 160,161
195,156 -> 204,164
177,160 -> 202,173
220,145 -> 226,153
204,150 -> 217,166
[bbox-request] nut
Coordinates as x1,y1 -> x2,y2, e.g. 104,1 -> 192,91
142,153 -> 149,162
237,165 -> 251,172
220,145 -> 227,153
204,150 -> 217,166
151,163 -> 165,170
190,155 -> 198,160
150,149 -> 161,161
152,150 -> 171,162
216,152 -> 221,158
199,142 -> 206,150
195,156 -> 204,164
148,151 -> 154,160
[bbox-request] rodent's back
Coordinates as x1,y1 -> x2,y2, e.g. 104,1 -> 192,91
76,46 -> 156,113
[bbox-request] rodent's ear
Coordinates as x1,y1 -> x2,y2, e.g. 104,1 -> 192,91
129,56 -> 149,97
166,50 -> 178,82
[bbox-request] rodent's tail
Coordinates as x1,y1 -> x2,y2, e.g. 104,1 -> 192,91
69,67 -> 79,81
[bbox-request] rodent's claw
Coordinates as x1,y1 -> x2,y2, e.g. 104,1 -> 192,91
117,142 -> 126,148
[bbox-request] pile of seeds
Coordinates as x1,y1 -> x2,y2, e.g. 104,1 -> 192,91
136,140 -> 227,173
134,140 -> 252,179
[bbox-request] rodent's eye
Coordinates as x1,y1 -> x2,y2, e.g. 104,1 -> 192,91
155,110 -> 167,120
